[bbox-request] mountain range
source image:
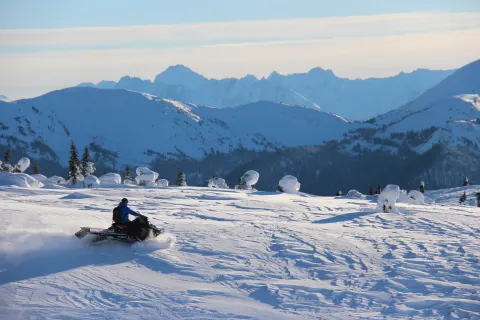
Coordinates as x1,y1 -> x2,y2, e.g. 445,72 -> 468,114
1,59 -> 479,194
78,65 -> 454,120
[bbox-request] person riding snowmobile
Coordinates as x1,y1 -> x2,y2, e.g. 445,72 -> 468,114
118,198 -> 142,223
114,198 -> 147,239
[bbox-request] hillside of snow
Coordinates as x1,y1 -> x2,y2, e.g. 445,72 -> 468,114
1,185 -> 479,319
0,95 -> 10,102
342,59 -> 480,158
0,87 -> 352,167
78,65 -> 454,120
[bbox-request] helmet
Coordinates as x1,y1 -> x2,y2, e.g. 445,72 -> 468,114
121,198 -> 128,203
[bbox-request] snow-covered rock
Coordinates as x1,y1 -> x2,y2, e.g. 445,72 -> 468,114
135,167 -> 159,186
157,179 -> 169,187
0,172 -> 43,188
99,173 -> 122,185
207,177 -> 228,189
14,157 -> 30,173
407,190 -> 425,205
49,176 -> 67,185
235,170 -> 259,190
345,190 -> 366,199
278,175 -> 300,193
376,184 -> 400,213
84,175 -> 101,188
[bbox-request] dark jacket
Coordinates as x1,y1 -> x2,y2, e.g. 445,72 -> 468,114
118,202 -> 141,223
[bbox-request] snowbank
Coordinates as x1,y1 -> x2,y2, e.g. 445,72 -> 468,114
345,190 -> 366,199
60,192 -> 94,200
0,172 -> 43,188
207,177 -> 229,189
235,170 -> 259,190
376,184 -> 400,213
278,175 -> 300,193
398,189 -> 409,202
84,175 -> 101,188
49,176 -> 67,185
99,173 -> 122,185
157,179 -> 169,187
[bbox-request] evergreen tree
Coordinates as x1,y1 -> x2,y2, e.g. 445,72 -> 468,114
176,171 -> 187,186
463,176 -> 469,186
124,165 -> 132,181
376,185 -> 382,195
1,148 -> 13,172
368,186 -> 374,195
476,189 -> 480,208
420,181 -> 425,194
459,191 -> 467,204
33,162 -> 40,174
80,146 -> 91,176
4,148 -> 10,164
69,141 -> 80,184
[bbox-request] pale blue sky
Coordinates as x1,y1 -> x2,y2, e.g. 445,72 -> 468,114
1,1 -> 479,99
2,0 -> 480,29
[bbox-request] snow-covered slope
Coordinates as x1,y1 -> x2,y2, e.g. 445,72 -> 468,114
369,60 -> 480,153
0,87 -> 352,167
1,185 -> 479,319
79,65 -> 454,120
0,95 -> 10,102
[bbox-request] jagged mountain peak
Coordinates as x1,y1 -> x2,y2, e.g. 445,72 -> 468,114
154,64 -> 206,85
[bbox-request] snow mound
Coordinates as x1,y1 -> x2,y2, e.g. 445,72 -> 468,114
14,157 -> 30,173
99,173 -> 122,185
407,190 -> 425,205
235,170 -> 259,190
207,177 -> 229,189
398,189 -> 409,202
345,189 -> 366,199
278,175 -> 300,193
49,176 -> 67,185
376,184 -> 400,213
0,172 -> 43,188
157,179 -> 169,187
84,175 -> 101,188
135,167 -> 159,186
60,192 -> 94,200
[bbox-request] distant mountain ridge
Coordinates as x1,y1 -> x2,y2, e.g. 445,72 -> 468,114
78,65 -> 454,120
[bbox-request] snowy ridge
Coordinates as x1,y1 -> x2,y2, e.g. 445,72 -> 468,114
78,65 -> 454,120
1,185 -> 479,319
0,87 -> 352,167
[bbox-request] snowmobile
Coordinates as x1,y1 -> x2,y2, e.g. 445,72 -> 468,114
75,216 -> 163,243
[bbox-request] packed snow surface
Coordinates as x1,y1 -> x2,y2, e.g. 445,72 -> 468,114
1,185 -> 479,319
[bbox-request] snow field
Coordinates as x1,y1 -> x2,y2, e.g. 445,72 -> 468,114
0,185 -> 479,319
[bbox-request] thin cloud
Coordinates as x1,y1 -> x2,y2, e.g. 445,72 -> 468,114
1,12 -> 480,50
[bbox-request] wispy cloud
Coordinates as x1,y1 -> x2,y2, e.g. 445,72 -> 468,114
1,12 -> 479,50
1,12 -> 480,99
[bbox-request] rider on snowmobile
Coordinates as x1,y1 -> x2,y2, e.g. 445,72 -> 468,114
118,198 -> 142,223
116,198 -> 148,239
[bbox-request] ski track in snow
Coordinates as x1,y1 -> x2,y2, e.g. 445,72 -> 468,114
0,186 -> 479,319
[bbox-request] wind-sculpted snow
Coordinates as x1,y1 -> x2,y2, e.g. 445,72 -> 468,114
0,185 -> 479,319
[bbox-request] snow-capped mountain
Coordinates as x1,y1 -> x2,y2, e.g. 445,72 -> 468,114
0,88 -> 353,170
79,65 -> 454,120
